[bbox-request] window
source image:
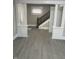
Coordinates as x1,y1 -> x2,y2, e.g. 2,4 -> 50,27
31,7 -> 43,15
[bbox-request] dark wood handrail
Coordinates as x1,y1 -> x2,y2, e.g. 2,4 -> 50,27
38,11 -> 50,20
37,11 -> 50,28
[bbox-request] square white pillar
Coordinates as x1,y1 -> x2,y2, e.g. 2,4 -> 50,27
52,4 -> 59,39
49,6 -> 55,33
53,4 -> 59,27
52,5 -> 65,40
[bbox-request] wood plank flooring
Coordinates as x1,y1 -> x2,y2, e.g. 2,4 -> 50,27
13,29 -> 65,59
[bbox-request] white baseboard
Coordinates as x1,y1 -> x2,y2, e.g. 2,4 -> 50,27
17,34 -> 28,37
27,24 -> 36,27
52,38 -> 65,40
39,27 -> 49,30
13,34 -> 28,40
13,34 -> 18,40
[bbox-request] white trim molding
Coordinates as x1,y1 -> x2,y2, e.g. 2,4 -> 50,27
39,27 -> 49,30
27,24 -> 36,27
16,0 -> 65,5
27,24 -> 36,30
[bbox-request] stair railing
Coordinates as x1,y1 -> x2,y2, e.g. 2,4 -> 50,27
37,11 -> 50,28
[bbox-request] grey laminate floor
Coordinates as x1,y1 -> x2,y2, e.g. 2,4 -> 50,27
13,29 -> 65,59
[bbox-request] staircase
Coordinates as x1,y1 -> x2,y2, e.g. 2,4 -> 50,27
37,11 -> 50,28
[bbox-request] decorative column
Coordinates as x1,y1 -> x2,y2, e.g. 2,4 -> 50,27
49,6 -> 55,33
61,6 -> 65,36
53,4 -> 59,27
16,3 -> 28,37
52,5 -> 65,40
52,4 -> 59,39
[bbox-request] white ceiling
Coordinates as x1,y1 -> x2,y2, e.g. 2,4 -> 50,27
15,0 -> 65,4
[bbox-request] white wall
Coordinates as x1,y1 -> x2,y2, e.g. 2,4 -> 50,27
27,4 -> 50,26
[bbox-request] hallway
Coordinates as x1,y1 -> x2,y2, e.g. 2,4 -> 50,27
13,29 -> 65,59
